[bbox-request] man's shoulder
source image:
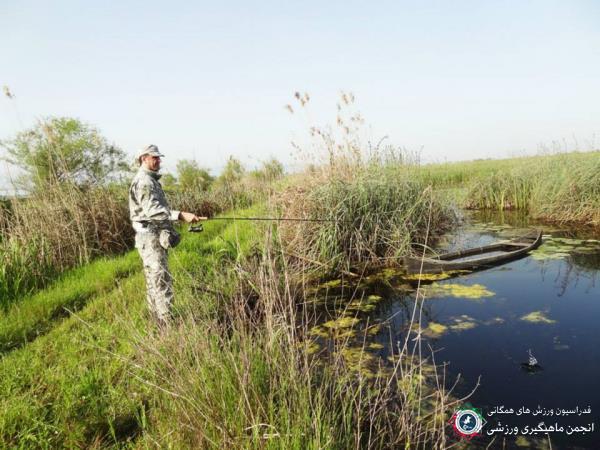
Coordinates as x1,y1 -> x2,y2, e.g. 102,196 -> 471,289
131,169 -> 155,187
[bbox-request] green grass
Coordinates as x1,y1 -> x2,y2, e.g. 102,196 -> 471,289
2,150 -> 596,448
419,151 -> 600,226
0,237 -> 56,309
0,253 -> 141,353
0,201 -> 451,448
0,211 -> 236,440
0,210 -> 251,354
284,163 -> 455,269
0,207 -> 294,448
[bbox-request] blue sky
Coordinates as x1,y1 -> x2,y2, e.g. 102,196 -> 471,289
1,0 -> 599,183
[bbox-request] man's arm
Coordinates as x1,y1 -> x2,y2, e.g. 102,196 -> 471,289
178,212 -> 208,223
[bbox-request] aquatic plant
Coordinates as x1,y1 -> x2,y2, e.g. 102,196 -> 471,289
520,311 -> 557,324
420,282 -> 495,300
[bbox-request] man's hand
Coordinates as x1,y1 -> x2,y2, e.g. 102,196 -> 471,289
179,212 -> 208,223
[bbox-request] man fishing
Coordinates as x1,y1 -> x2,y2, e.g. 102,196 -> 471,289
129,145 -> 207,326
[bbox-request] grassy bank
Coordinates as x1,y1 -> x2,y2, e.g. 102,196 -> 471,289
420,151 -> 600,226
0,202 -> 453,448
0,213 -> 244,447
0,183 -> 134,307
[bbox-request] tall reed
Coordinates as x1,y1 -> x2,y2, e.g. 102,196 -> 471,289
0,183 -> 133,304
279,93 -> 456,272
278,160 -> 454,272
464,151 -> 600,226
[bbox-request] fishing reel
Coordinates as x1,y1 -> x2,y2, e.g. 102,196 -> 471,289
188,224 -> 204,233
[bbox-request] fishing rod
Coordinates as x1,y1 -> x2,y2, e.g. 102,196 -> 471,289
188,216 -> 352,232
210,216 -> 351,222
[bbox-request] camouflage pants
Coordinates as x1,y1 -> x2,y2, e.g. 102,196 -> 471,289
135,232 -> 173,323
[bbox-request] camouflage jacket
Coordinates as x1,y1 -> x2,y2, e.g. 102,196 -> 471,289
129,168 -> 179,232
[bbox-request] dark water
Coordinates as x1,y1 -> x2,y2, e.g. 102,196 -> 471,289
310,212 -> 600,449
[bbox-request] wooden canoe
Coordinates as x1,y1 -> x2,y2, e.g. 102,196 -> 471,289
403,230 -> 543,274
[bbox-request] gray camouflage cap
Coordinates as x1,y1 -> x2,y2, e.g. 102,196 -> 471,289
137,144 -> 165,164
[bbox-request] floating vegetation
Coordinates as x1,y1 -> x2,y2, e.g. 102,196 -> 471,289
420,282 -> 495,300
298,340 -> 322,355
319,279 -> 342,289
448,315 -> 478,331
305,277 -> 355,295
404,273 -> 451,281
338,347 -> 378,379
464,223 -> 514,234
366,323 -> 382,336
403,270 -> 471,282
346,294 -> 383,313
415,315 -> 481,339
520,311 -> 557,324
346,301 -> 376,313
421,322 -> 448,338
309,315 -> 362,340
322,316 -> 359,329
368,342 -> 384,350
530,236 -> 600,261
309,325 -> 329,338
362,267 -> 404,284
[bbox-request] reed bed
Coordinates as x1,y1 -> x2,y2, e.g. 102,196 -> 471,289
0,236 -> 55,308
278,92 -> 456,272
278,160 -> 455,273
0,183 -> 133,306
129,220 -> 457,449
463,151 -> 600,226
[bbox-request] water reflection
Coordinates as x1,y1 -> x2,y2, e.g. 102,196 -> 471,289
306,211 -> 600,448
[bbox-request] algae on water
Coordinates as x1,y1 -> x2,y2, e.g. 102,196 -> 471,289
420,282 -> 495,300
520,311 -> 557,324
448,315 -> 478,331
421,322 -> 448,338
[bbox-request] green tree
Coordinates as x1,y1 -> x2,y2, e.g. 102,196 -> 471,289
160,173 -> 178,192
1,117 -> 127,190
176,160 -> 213,191
218,156 -> 245,185
252,157 -> 284,182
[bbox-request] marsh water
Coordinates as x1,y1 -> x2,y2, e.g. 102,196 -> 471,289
308,211 -> 600,449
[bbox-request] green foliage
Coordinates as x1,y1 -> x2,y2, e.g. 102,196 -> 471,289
285,163 -> 454,270
0,182 -> 134,302
159,173 -> 178,192
462,151 -> 600,225
176,159 -> 214,191
0,203 -> 451,448
1,117 -> 127,190
218,156 -> 245,185
0,212 -> 247,447
465,171 -> 534,211
0,253 -> 140,352
210,156 -> 272,210
250,157 -> 285,183
0,237 -> 56,308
